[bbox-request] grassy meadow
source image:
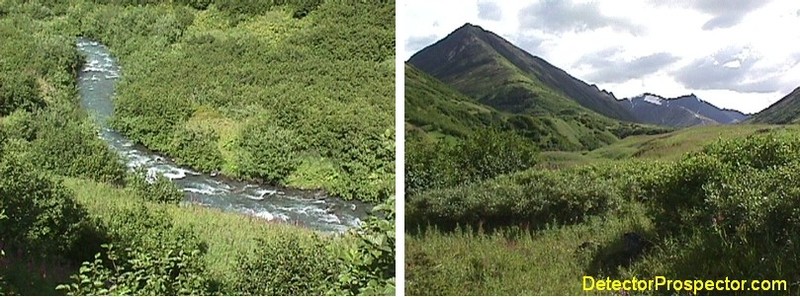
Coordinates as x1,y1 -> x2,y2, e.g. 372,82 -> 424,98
406,124 -> 800,295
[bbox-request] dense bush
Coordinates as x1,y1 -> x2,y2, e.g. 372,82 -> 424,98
0,14 -> 126,186
331,197 -> 396,295
458,129 -> 539,181
406,128 -> 538,195
125,170 -> 185,204
0,158 -> 91,258
405,137 -> 454,193
169,127 -> 224,173
232,236 -> 336,295
642,133 -> 800,237
58,242 -> 208,296
0,74 -> 45,116
407,168 -> 620,231
58,205 -> 211,295
30,114 -> 127,185
1,110 -> 37,141
237,119 -> 302,183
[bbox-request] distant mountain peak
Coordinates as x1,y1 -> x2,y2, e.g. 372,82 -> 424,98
626,92 -> 748,126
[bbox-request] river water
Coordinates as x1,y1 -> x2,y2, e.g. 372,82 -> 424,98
76,38 -> 368,233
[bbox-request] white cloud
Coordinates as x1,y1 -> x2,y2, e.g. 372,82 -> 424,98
401,0 -> 800,114
518,0 -> 640,34
477,1 -> 502,21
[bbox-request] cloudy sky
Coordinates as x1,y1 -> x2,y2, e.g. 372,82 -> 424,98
401,0 -> 800,114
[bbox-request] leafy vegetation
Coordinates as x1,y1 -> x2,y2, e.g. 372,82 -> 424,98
57,206 -> 211,295
331,197 -> 396,295
406,128 -> 538,195
407,129 -> 800,294
61,0 -> 395,203
0,0 -> 394,295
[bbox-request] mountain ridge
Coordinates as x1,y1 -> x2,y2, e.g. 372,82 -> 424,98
622,93 -> 748,126
410,23 -> 754,129
750,86 -> 800,124
409,23 -> 638,122
405,24 -> 673,151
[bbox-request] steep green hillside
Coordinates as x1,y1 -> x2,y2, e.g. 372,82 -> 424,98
405,64 -> 501,138
406,24 -> 668,151
406,65 -> 669,152
405,54 -> 668,196
749,87 -> 800,124
409,24 -> 635,121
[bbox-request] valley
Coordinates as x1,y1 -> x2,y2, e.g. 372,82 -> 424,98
405,23 -> 800,295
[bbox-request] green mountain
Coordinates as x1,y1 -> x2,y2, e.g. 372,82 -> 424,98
750,87 -> 800,124
408,23 -> 636,121
406,24 -> 667,150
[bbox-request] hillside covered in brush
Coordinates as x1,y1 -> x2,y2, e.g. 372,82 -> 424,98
0,0 -> 395,295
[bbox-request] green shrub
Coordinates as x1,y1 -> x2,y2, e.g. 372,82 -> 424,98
232,235 -> 336,295
703,164 -> 800,243
0,158 -> 91,258
126,170 -> 185,204
405,138 -> 458,193
406,128 -> 538,195
408,169 -> 620,230
1,110 -> 37,141
642,133 -> 800,236
625,132 -> 800,288
457,128 -> 539,182
169,127 -> 224,173
58,242 -> 209,296
331,197 -> 396,295
58,205 -> 211,295
30,112 -> 126,185
643,154 -> 729,235
0,74 -> 45,116
701,132 -> 800,170
237,121 -> 301,183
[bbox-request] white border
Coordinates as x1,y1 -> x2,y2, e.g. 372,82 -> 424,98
394,0 -> 406,295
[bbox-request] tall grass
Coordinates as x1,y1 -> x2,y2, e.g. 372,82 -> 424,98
407,129 -> 800,295
62,177 -> 349,286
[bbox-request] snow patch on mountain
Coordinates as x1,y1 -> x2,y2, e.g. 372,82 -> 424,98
643,94 -> 664,106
